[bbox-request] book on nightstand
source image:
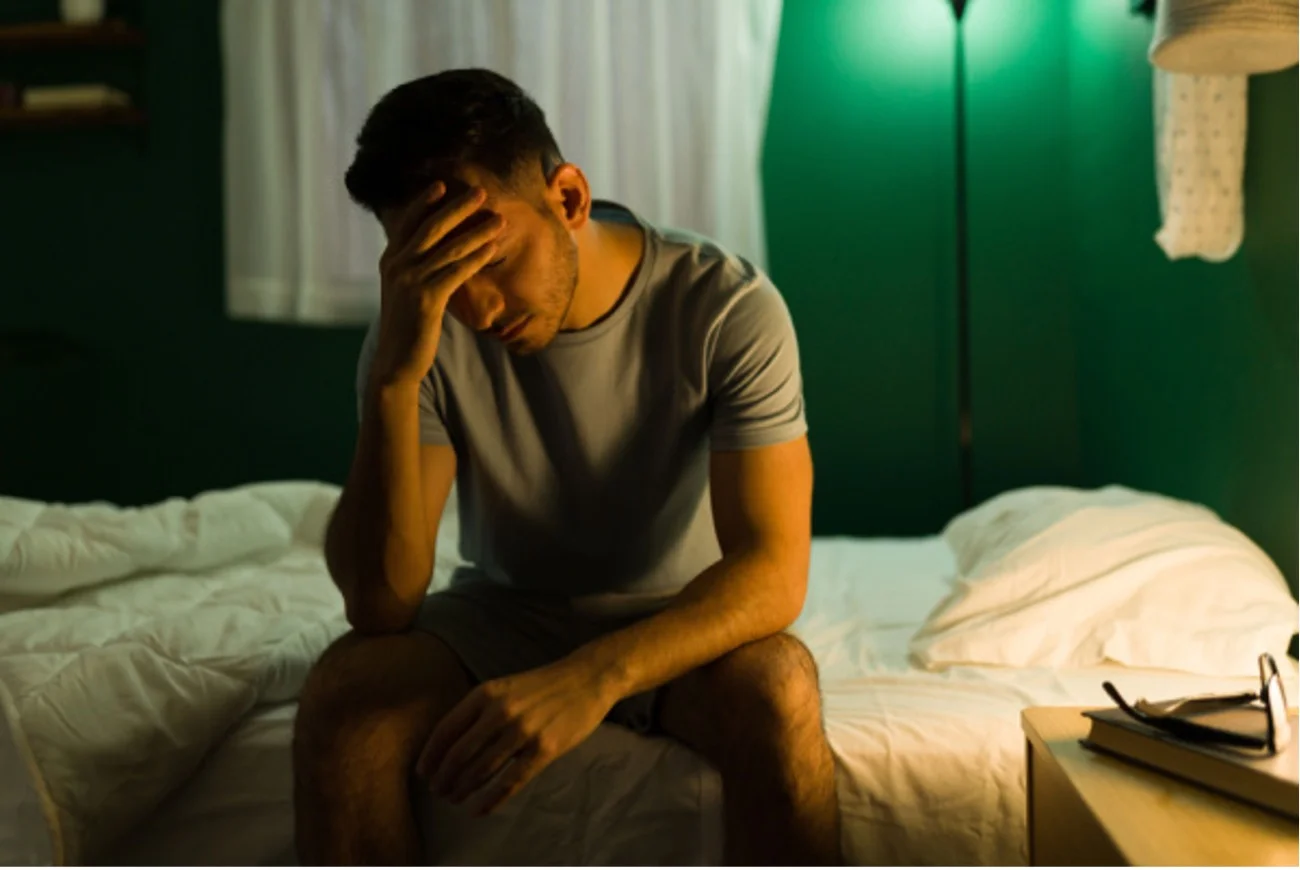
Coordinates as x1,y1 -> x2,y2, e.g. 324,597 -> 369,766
1082,707 -> 1299,819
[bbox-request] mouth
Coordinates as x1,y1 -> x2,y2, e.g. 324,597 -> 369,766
496,316 -> 531,342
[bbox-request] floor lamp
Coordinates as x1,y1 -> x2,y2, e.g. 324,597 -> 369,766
950,0 -> 973,509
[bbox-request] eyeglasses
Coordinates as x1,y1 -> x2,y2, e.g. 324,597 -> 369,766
1102,653 -> 1292,755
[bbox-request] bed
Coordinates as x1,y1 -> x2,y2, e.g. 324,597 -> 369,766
1,482 -> 1295,866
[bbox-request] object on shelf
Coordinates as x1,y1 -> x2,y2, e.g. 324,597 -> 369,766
0,20 -> 145,49
0,106 -> 145,128
60,0 -> 106,25
22,83 -> 130,111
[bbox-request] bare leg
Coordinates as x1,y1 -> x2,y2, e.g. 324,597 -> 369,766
659,633 -> 841,865
292,630 -> 472,865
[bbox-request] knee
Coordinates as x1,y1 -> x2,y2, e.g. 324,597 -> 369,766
293,632 -> 437,769
297,632 -> 364,719
706,633 -> 823,744
296,634 -> 380,756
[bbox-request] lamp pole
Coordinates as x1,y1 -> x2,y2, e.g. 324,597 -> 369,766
951,0 -> 973,509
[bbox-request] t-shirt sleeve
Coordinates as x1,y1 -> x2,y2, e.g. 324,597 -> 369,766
707,277 -> 808,451
354,320 -> 453,446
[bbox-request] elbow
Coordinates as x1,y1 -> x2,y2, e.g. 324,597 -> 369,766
743,559 -> 806,634
771,590 -> 805,633
344,595 -> 417,636
731,535 -> 809,633
725,546 -> 808,633
771,558 -> 809,631
324,522 -> 425,636
328,556 -> 421,636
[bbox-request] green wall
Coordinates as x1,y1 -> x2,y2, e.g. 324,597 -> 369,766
762,0 -> 963,537
2,1 -> 1296,588
763,0 -> 1297,588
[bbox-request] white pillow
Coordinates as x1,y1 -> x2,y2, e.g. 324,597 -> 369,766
910,485 -> 1297,677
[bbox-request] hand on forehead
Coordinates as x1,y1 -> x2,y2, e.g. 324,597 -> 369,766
438,165 -> 519,206
383,179 -> 498,245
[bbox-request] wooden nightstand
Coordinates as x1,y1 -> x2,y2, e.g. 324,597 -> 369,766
1022,707 -> 1298,866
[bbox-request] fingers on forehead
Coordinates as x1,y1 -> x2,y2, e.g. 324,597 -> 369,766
389,182 -> 445,237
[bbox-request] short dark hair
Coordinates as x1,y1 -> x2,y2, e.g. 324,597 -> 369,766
344,69 -> 564,215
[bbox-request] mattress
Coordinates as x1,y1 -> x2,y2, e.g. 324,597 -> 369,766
101,535 -> 1289,866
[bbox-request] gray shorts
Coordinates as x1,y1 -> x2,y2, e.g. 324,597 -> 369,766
414,571 -> 675,735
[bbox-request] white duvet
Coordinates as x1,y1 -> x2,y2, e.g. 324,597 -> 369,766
0,483 -> 351,865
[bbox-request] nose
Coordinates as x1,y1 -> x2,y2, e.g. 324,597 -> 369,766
455,283 -> 505,333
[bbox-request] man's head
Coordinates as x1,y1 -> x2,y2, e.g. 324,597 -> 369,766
345,69 -> 585,354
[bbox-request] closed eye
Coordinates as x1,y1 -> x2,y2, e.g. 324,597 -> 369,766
484,257 -> 507,271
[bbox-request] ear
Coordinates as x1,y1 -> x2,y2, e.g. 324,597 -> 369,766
545,163 -> 591,232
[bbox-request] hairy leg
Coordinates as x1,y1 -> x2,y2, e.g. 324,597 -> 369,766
659,633 -> 841,866
292,630 -> 472,865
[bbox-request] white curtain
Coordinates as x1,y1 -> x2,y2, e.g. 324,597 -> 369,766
221,0 -> 784,325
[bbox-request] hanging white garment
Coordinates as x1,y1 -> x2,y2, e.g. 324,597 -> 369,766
1152,71 -> 1248,262
1148,0 -> 1297,262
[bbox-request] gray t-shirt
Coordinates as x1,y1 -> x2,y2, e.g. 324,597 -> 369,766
356,202 -> 806,598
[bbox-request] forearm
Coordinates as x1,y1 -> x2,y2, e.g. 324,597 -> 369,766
326,380 -> 432,631
567,547 -> 808,704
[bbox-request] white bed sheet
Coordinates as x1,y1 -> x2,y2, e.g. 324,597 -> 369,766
102,536 -> 1291,866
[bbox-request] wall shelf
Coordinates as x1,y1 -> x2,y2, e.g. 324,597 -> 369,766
0,106 -> 146,129
0,329 -> 90,368
0,20 -> 145,50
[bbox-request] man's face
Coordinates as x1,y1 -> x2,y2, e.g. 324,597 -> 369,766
382,166 -> 579,356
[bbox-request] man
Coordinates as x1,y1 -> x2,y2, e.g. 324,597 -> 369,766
293,68 -> 839,866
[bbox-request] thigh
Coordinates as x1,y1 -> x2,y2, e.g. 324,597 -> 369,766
657,633 -> 822,763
